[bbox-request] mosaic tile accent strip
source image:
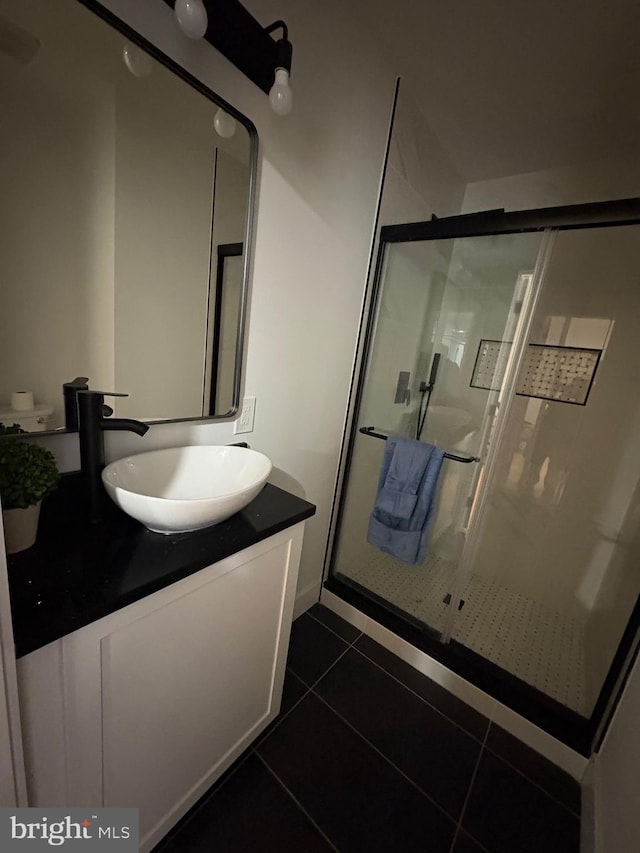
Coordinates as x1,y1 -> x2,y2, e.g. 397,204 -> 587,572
470,339 -> 512,392
338,550 -> 587,715
517,344 -> 601,405
470,339 -> 602,406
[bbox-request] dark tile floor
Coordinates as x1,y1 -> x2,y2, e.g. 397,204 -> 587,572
155,604 -> 582,853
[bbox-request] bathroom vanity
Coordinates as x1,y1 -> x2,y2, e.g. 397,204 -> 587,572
8,474 -> 315,852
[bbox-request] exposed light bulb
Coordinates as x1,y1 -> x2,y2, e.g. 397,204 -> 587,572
214,108 -> 237,139
174,0 -> 208,40
269,68 -> 293,116
122,43 -> 152,77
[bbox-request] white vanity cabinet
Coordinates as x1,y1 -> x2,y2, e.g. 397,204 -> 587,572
16,522 -> 304,852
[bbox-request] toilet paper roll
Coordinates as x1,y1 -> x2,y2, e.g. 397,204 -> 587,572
11,391 -> 34,411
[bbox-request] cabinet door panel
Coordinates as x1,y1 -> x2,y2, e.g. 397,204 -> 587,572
101,538 -> 291,839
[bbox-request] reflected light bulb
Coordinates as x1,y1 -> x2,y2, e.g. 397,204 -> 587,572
214,108 -> 237,139
269,68 -> 293,116
175,0 -> 208,39
122,43 -> 152,77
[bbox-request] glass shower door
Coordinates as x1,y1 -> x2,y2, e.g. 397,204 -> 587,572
448,223 -> 640,719
330,230 -> 546,638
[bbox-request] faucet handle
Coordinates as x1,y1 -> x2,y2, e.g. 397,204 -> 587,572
77,390 -> 127,421
63,376 -> 90,389
63,377 -> 90,431
77,390 -> 128,398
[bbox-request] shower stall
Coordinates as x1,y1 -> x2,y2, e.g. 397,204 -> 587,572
326,198 -> 640,754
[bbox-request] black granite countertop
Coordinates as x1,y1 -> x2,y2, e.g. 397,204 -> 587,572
7,472 -> 316,658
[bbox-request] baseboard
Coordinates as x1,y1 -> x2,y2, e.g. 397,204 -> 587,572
293,579 -> 321,619
580,757 -> 598,853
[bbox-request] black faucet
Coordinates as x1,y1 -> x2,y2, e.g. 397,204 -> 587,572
77,390 -> 149,523
62,377 -> 89,430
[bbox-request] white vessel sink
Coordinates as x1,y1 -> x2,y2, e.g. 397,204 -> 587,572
102,445 -> 272,534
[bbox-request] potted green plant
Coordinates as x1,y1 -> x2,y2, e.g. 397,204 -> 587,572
0,423 -> 59,554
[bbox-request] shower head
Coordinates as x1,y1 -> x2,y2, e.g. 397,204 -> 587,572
0,14 -> 40,64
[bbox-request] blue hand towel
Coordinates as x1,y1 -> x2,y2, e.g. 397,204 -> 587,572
367,437 -> 445,565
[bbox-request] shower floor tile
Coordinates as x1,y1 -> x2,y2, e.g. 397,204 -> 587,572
338,550 -> 588,715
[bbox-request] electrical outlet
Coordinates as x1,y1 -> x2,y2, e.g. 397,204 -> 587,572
234,396 -> 256,434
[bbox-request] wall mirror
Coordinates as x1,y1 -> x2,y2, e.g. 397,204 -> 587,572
0,0 -> 257,432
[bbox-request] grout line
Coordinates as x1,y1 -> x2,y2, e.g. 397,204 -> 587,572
255,751 -> 341,852
261,640 -> 355,748
262,616 -> 362,747
481,736 -> 581,819
251,670 -> 311,746
157,748 -> 256,847
450,828 -> 493,853
295,643 -> 356,694
305,608 -> 364,648
352,643 -> 488,747
309,688 -> 459,829
448,716 -> 492,853
350,639 -> 580,819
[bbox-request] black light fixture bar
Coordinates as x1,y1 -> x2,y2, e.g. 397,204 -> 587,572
163,0 -> 291,94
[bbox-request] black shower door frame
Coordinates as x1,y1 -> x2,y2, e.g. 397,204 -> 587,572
325,196 -> 640,756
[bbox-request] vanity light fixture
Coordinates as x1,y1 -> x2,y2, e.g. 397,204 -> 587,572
265,21 -> 293,116
214,107 -> 237,138
122,42 -> 152,77
174,0 -> 208,39
166,0 -> 294,116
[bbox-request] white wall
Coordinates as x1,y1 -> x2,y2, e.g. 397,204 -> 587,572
594,649 -> 640,853
462,152 -> 640,214
113,71 -> 215,421
381,84 -> 465,226
37,0 -> 396,612
0,48 -> 116,428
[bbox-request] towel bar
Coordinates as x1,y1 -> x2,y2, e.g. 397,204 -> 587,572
359,426 -> 479,464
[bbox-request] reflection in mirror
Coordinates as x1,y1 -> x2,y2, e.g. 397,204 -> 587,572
0,0 -> 256,432
209,243 -> 243,415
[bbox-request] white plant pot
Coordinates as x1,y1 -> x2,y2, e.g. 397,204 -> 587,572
2,502 -> 41,554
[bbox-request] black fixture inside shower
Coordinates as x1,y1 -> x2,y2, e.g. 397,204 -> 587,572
416,351 -> 441,440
